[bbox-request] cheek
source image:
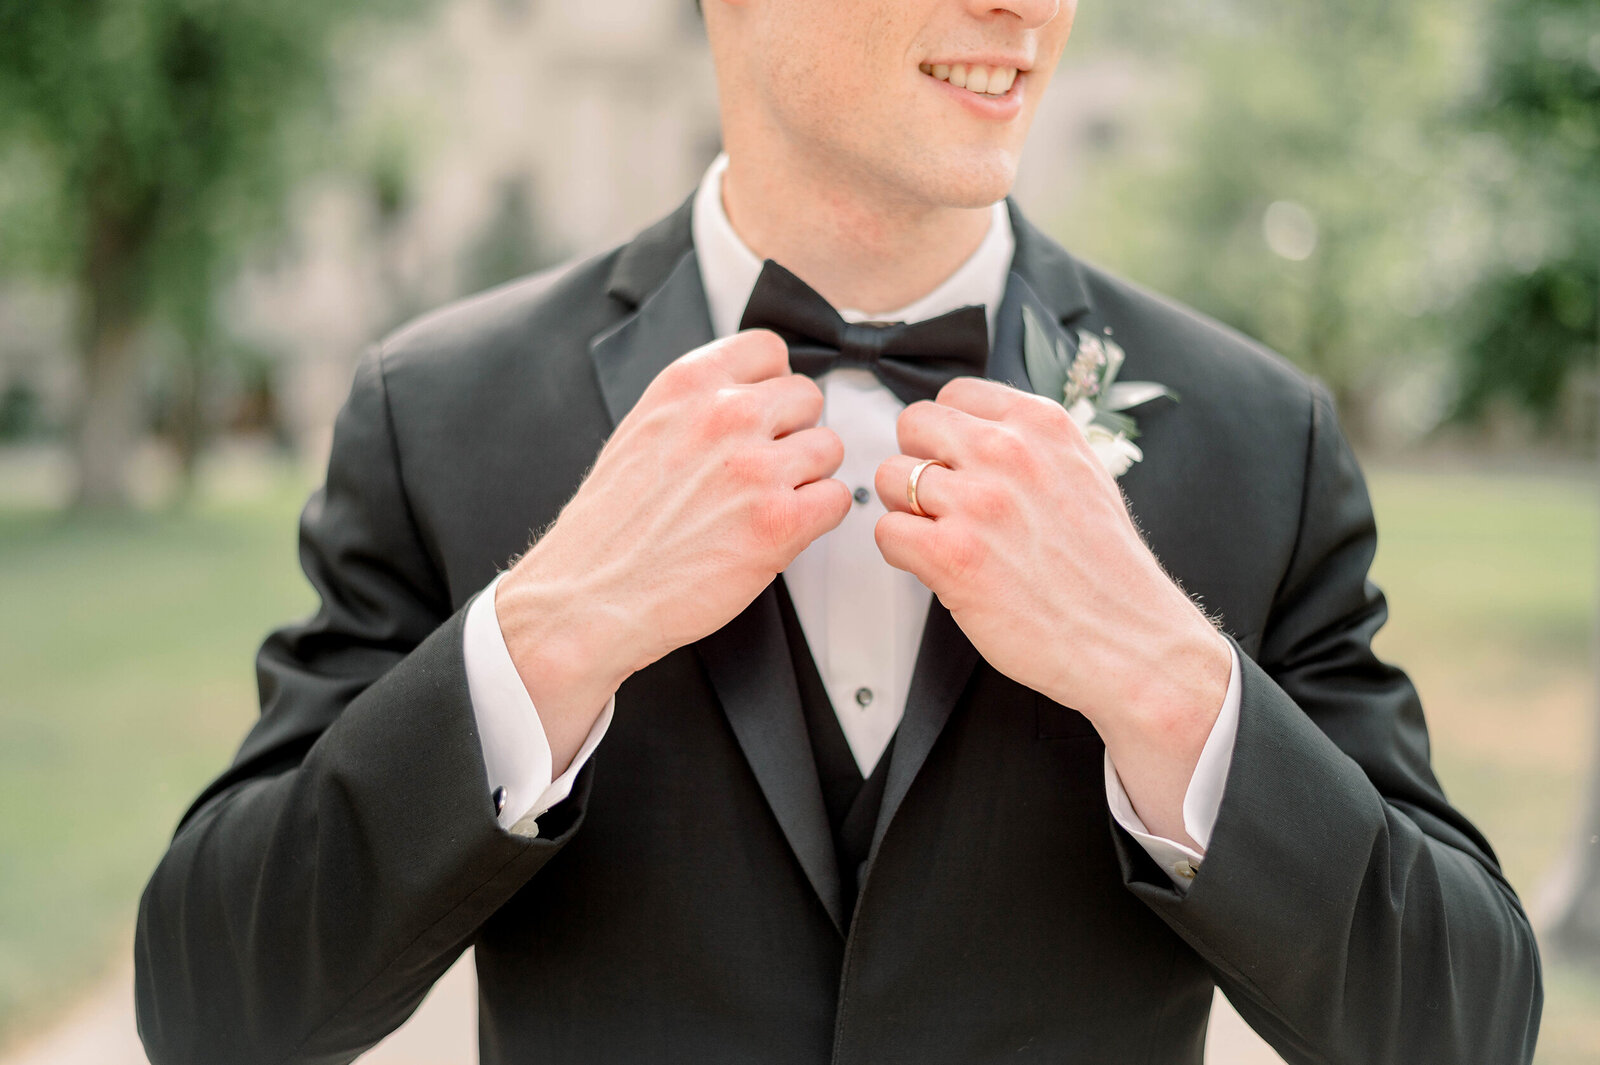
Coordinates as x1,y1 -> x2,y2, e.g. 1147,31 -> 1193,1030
1032,10 -> 1077,90
767,4 -> 918,123
767,59 -> 909,165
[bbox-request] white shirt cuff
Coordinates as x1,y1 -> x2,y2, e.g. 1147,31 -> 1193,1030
463,571 -> 616,838
1103,640 -> 1242,890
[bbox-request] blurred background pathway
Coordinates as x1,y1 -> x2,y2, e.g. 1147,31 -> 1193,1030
0,941 -> 1288,1065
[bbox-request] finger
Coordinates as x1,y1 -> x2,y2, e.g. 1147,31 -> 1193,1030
895,399 -> 985,467
715,328 -> 792,382
933,375 -> 1040,421
772,425 -> 845,486
744,372 -> 825,439
791,477 -> 854,543
875,453 -> 955,518
874,509 -> 937,578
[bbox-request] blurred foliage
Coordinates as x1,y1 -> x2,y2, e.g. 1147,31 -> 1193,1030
0,0 -> 430,503
0,380 -> 43,442
1451,0 -> 1600,432
0,0 -> 1593,506
1064,0 -> 1598,444
460,173 -> 566,297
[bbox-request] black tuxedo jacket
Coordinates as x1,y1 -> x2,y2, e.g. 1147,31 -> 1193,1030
134,197 -> 1541,1065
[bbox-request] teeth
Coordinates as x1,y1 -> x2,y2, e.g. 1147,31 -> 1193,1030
920,62 -> 1018,97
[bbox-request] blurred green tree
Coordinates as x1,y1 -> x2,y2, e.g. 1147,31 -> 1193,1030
0,0 -> 427,506
1493,0 -> 1600,963
1450,0 -> 1598,437
1062,0 -> 1479,440
460,173 -> 565,299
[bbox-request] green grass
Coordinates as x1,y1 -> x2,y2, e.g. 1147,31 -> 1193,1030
0,473 -> 315,1045
1366,467 -> 1598,1065
1368,469 -> 1597,662
0,460 -> 1594,1058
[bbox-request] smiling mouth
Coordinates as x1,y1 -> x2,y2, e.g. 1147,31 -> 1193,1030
919,63 -> 1019,97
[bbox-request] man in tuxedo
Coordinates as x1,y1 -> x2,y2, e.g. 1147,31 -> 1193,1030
135,0 -> 1542,1062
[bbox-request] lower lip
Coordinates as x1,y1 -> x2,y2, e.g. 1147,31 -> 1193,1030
922,71 -> 1025,121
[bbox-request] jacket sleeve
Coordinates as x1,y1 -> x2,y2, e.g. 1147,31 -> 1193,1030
134,348 -> 590,1065
1113,380 -> 1542,1064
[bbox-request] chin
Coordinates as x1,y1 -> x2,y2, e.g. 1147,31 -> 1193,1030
893,147 -> 1019,209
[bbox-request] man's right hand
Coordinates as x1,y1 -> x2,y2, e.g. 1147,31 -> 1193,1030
494,329 -> 851,770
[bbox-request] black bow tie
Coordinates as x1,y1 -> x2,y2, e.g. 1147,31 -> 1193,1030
738,259 -> 990,406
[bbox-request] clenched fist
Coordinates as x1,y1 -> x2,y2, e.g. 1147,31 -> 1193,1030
496,330 -> 852,767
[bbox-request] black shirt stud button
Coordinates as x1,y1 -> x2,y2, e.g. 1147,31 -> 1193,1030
855,687 -> 874,708
853,486 -> 871,505
492,786 -> 508,816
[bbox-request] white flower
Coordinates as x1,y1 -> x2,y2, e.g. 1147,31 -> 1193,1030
1067,398 -> 1145,478
1022,305 -> 1175,481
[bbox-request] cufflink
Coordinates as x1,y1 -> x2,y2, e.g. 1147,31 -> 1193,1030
492,786 -> 508,817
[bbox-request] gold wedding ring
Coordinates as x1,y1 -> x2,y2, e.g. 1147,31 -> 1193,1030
906,458 -> 948,518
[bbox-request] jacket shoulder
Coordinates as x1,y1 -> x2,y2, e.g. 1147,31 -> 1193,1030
1072,257 -> 1319,423
374,246 -> 625,385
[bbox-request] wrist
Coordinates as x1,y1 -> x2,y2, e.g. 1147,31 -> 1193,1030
495,559 -> 638,708
1089,610 -> 1231,753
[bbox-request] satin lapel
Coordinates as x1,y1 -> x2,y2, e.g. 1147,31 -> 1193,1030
588,225 -> 846,934
589,249 -> 715,431
867,595 -> 979,859
865,201 -> 1097,863
696,580 -> 846,932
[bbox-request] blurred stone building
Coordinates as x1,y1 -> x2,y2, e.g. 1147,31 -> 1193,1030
236,0 -> 725,458
0,0 -> 1147,466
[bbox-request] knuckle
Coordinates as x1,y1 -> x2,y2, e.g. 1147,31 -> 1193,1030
737,328 -> 790,369
1033,395 -> 1073,433
933,528 -> 987,584
792,373 -> 826,415
872,512 -> 899,554
934,375 -> 979,407
873,461 -> 898,503
706,388 -> 762,436
970,478 -> 1013,518
666,347 -> 718,389
894,401 -> 936,451
973,426 -> 1024,467
749,492 -> 800,552
829,477 -> 855,515
722,445 -> 771,487
815,479 -> 853,528
814,427 -> 845,469
968,427 -> 999,462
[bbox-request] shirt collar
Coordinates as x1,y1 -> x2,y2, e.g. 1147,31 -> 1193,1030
691,152 -> 1014,343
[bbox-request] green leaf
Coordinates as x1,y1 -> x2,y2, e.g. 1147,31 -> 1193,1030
1092,409 -> 1141,438
1022,303 -> 1070,404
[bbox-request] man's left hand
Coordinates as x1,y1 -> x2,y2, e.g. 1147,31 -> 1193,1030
874,376 -> 1232,845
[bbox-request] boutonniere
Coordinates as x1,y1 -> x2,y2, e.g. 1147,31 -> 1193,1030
1022,305 -> 1178,478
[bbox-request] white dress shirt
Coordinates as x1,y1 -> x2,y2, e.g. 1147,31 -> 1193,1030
463,153 -> 1242,888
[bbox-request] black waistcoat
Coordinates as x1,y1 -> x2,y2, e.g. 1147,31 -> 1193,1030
773,575 -> 894,923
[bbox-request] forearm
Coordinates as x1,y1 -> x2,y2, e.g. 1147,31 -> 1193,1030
1097,624 -> 1233,849
134,612 -> 587,1065
494,565 -> 632,775
1115,650 -> 1542,1065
